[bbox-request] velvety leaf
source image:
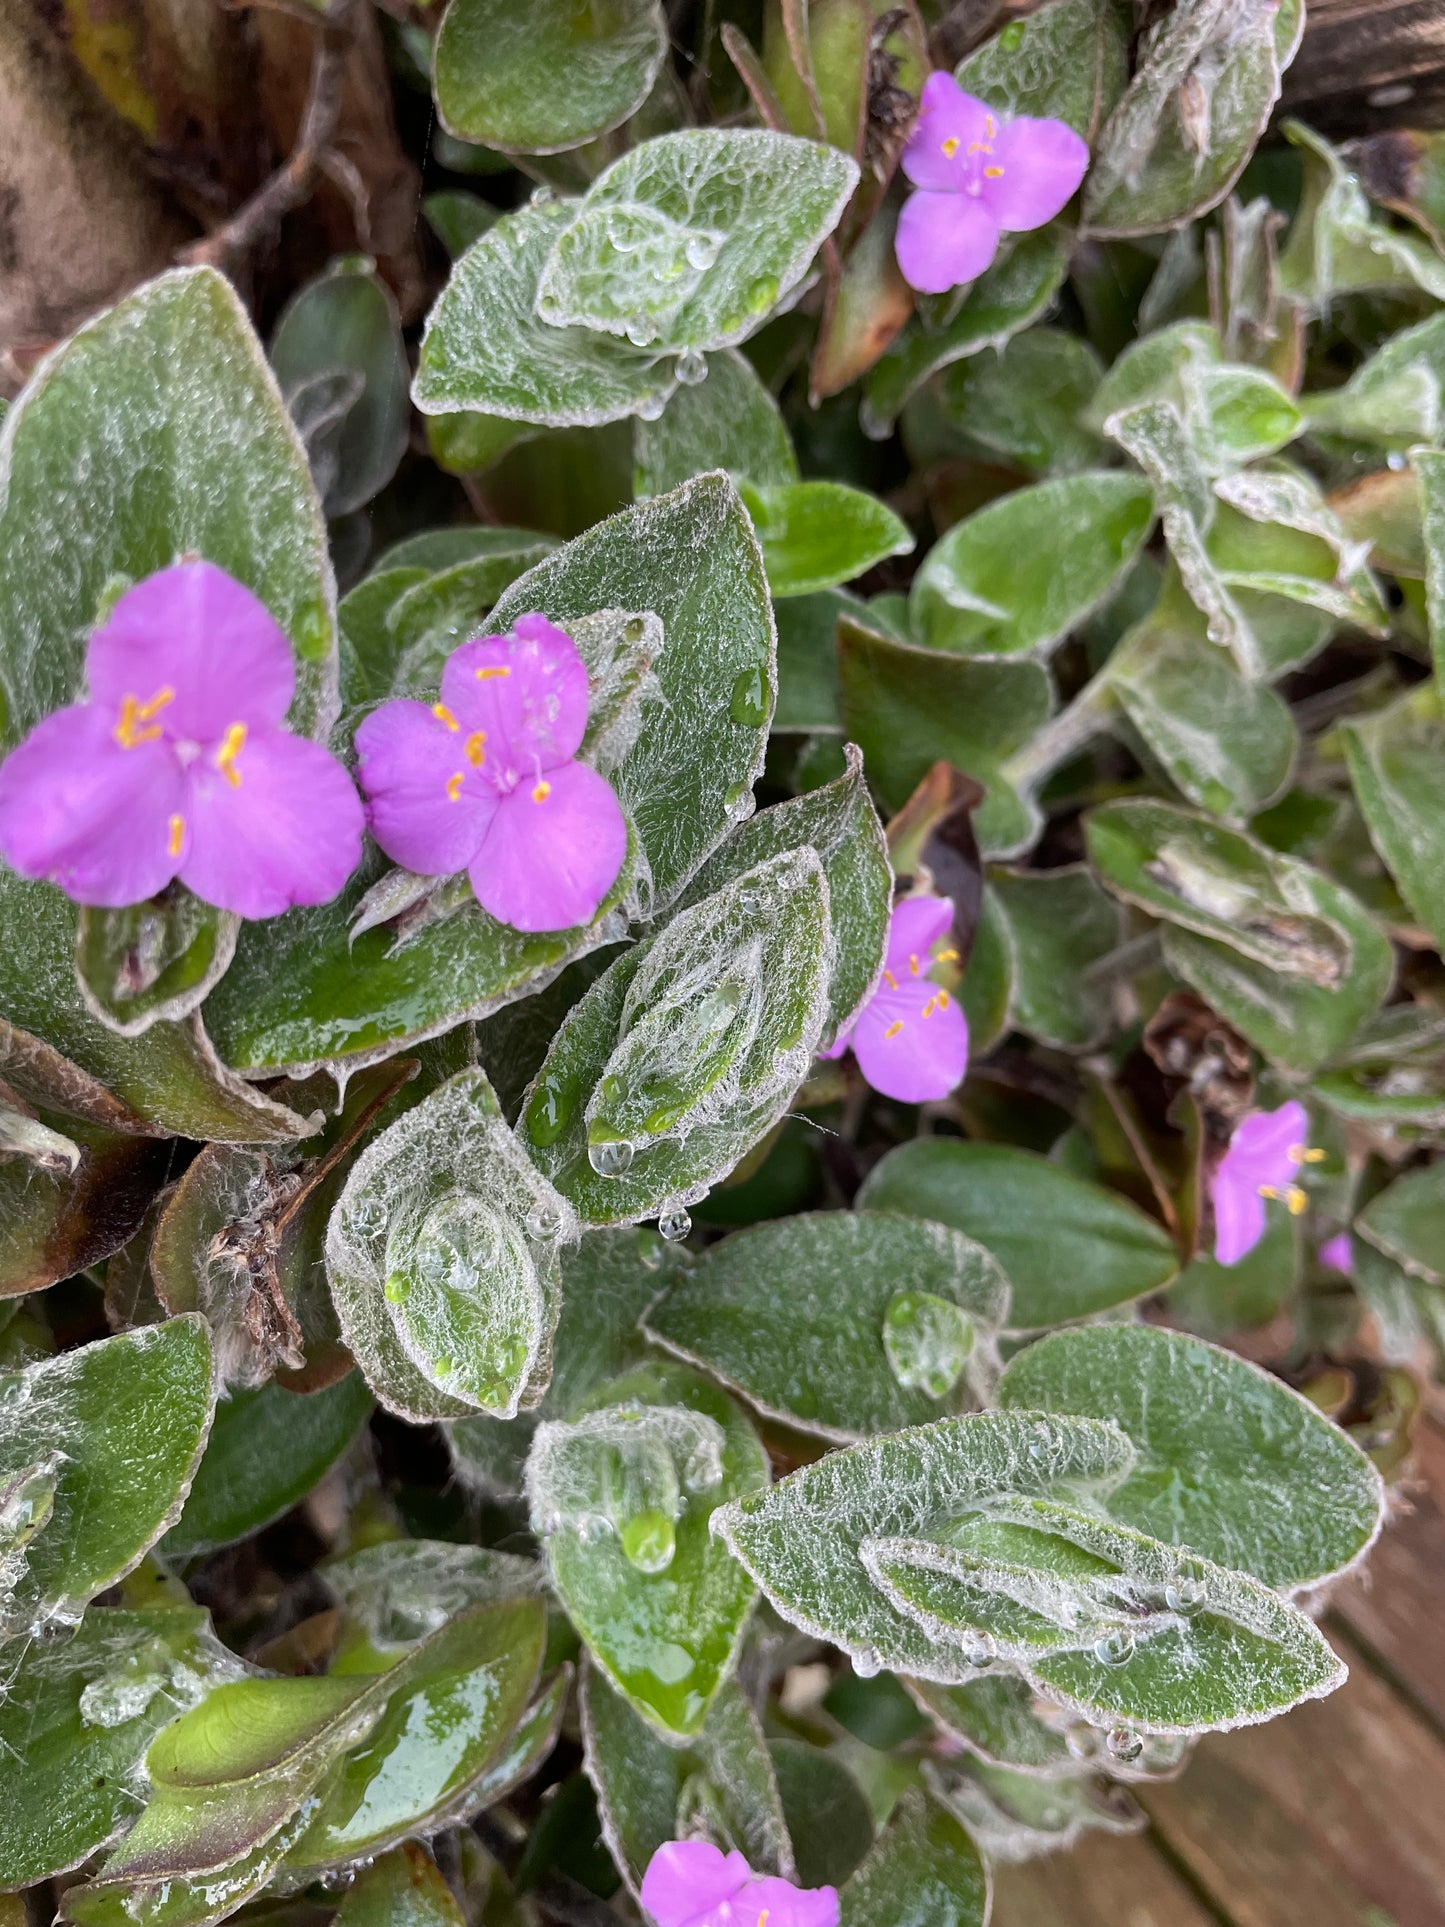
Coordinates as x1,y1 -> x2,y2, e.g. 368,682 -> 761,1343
858,1140 -> 1179,1330
862,230 -> 1070,435
989,867 -> 1121,1050
713,1410 -> 1135,1681
1417,447 -> 1445,687
0,1319 -> 215,1637
0,1607 -> 246,1889
434,0 -> 667,153
996,1323 -> 1383,1589
644,1210 -> 1008,1441
740,480 -> 913,598
958,0 -> 1129,138
633,348 -> 798,498
522,849 -> 832,1226
927,1755 -> 1142,1862
768,1739 -> 874,1888
327,1069 -> 574,1421
837,1785 -> 988,1927
74,895 -> 239,1042
836,616 -> 1051,857
907,1673 -> 1077,1777
1279,121 -> 1445,311
1342,688 -> 1445,956
62,1798 -> 320,1927
271,260 -> 410,518
490,473 -> 776,909
1357,1163 -> 1445,1287
415,203 -> 677,431
163,1375 -> 373,1563
0,1094 -> 168,1297
583,1662 -> 792,1894
931,328 -> 1106,475
909,473 -> 1154,658
535,131 -> 858,355
322,1539 -> 542,1654
1302,311 -> 1445,450
144,1674 -> 374,1789
528,1362 -> 768,1737
333,1845 -> 466,1927
773,590 -> 852,731
423,191 -> 502,260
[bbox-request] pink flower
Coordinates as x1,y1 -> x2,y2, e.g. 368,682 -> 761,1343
353,613 -> 626,934
1319,1232 -> 1354,1275
1211,1100 -> 1322,1267
640,1841 -> 838,1927
824,894 -> 968,1103
895,73 -> 1089,294
0,561 -> 363,918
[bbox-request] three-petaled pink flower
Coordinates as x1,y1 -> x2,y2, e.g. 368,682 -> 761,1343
896,73 -> 1089,295
1211,1100 -> 1324,1266
640,1841 -> 838,1927
354,614 -> 626,934
824,895 -> 969,1103
0,561 -> 364,918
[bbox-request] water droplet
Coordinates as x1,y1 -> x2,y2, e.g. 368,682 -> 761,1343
432,1355 -> 455,1378
1093,1627 -> 1136,1667
1000,18 -> 1027,47
723,779 -> 755,823
80,1670 -> 162,1729
746,274 -> 779,316
530,186 -> 556,207
853,1646 -> 882,1678
1027,1420 -> 1053,1463
588,1138 -> 635,1177
625,316 -> 659,348
624,616 -> 646,644
1206,621 -> 1224,644
674,348 -> 708,386
1387,450 -> 1407,471
636,389 -> 669,422
0,1460 -> 58,1543
350,1195 -> 386,1235
525,1204 -> 563,1240
1105,1724 -> 1143,1763
729,663 -> 771,726
962,1630 -> 996,1666
527,1075 -> 576,1148
657,1205 -> 691,1243
383,1273 -> 411,1305
1165,1576 -> 1206,1616
636,1229 -> 667,1270
685,234 -> 720,270
621,1507 -> 676,1574
882,1291 -> 974,1399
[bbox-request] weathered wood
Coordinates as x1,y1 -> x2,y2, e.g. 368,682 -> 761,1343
1140,1628 -> 1445,1927
1331,1413 -> 1445,1737
991,1827 -> 1221,1927
1284,0 -> 1445,134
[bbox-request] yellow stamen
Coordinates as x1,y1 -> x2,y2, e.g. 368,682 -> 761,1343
1286,1185 -> 1308,1216
432,702 -> 460,731
167,813 -> 185,858
475,665 -> 511,681
1258,1185 -> 1279,1201
941,136 -> 960,158
935,948 -> 960,963
909,953 -> 920,976
986,113 -> 996,137
464,730 -> 487,769
758,1914 -> 769,1927
936,989 -> 950,1009
883,968 -> 898,989
884,1020 -> 905,1040
922,996 -> 938,1018
532,780 -> 552,803
1289,1145 -> 1326,1165
215,721 -> 247,789
966,141 -> 993,154
114,685 -> 174,749
446,772 -> 465,802
984,165 -> 1004,178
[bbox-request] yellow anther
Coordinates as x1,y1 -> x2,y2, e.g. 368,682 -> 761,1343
936,989 -> 950,1009
446,771 -> 465,802
922,996 -> 938,1018
966,141 -> 993,154
215,722 -> 247,789
167,814 -> 185,858
532,780 -> 552,803
464,729 -> 487,768
884,968 -> 898,989
1286,1185 -> 1308,1216
986,114 -> 996,137
1289,1144 -> 1326,1165
884,1020 -> 905,1040
432,702 -> 460,731
114,685 -> 174,749
941,136 -> 960,158
758,1913 -> 769,1927
935,948 -> 960,963
1258,1185 -> 1279,1201
475,664 -> 511,681
984,165 -> 1004,178
909,953 -> 920,976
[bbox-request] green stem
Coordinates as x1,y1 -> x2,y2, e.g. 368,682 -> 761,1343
999,672 -> 1119,792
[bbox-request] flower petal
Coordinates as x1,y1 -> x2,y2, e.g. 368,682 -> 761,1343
896,190 -> 1000,295
355,698 -> 498,876
851,978 -> 969,1103
87,561 -> 296,745
886,894 -> 955,973
1212,1168 -> 1267,1268
180,726 -> 363,918
1318,1232 -> 1353,1275
639,1841 -> 752,1927
1228,1100 -> 1309,1180
981,116 -> 1089,232
900,74 -> 995,192
440,614 -> 590,786
741,1876 -> 841,1927
0,703 -> 185,907
469,759 -> 626,933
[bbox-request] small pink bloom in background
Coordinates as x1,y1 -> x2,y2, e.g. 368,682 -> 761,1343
1319,1232 -> 1354,1275
0,561 -> 363,918
639,1840 -> 838,1927
824,894 -> 968,1103
354,613 -> 626,934
895,72 -> 1089,294
1211,1100 -> 1324,1267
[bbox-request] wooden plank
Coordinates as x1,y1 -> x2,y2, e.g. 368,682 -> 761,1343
1331,1413 -> 1445,1736
1140,1628 -> 1445,1927
991,1827 -> 1221,1927
1283,0 -> 1445,134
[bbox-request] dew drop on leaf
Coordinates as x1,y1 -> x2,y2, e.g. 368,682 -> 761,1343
657,1205 -> 692,1242
588,1137 -> 636,1177
1093,1628 -> 1137,1666
1165,1576 -> 1207,1616
621,1507 -> 677,1574
882,1290 -> 974,1399
1105,1724 -> 1144,1762
729,663 -> 770,726
674,349 -> 708,386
